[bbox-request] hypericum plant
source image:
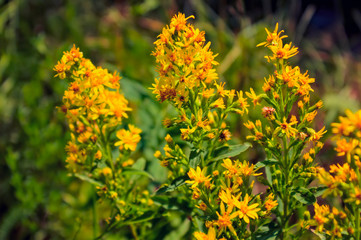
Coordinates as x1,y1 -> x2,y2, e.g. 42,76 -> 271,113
152,13 -> 277,239
245,24 -> 327,239
307,109 -> 361,239
54,45 -> 155,239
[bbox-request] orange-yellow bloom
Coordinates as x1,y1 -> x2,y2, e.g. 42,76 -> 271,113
313,203 -> 329,232
234,194 -> 260,223
186,167 -> 212,189
246,88 -> 261,106
115,125 -> 142,151
215,202 -> 238,236
194,227 -> 216,240
265,193 -> 278,211
257,23 -> 287,47
267,41 -> 298,61
276,117 -> 298,138
334,138 -> 358,156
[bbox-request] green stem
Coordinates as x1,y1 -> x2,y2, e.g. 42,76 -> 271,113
189,89 -> 198,117
130,224 -> 139,240
356,206 -> 360,240
280,136 -> 289,240
92,189 -> 98,239
207,112 -> 226,162
99,126 -> 115,177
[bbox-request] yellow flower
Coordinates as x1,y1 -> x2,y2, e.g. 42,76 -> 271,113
151,13 -> 218,107
267,41 -> 298,61
348,187 -> 361,205
53,60 -> 71,79
211,98 -> 225,109
238,161 -> 261,177
276,65 -> 299,87
265,193 -> 278,211
194,227 -> 216,240
234,194 -> 260,223
244,121 -> 255,130
309,126 -> 327,142
221,158 -> 239,178
236,91 -> 249,115
257,23 -> 287,47
275,117 -> 298,138
215,82 -> 227,97
219,129 -> 231,142
102,167 -> 112,176
95,150 -> 102,160
186,167 -> 212,189
329,163 -> 355,183
346,109 -> 361,130
219,189 -> 236,208
115,125 -> 142,151
215,202 -> 238,237
180,126 -> 196,140
331,116 -> 353,136
313,203 -> 329,232
246,88 -> 261,106
196,201 -> 208,211
170,12 -> 194,32
334,138 -> 358,156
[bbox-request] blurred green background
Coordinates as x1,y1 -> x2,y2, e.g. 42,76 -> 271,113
2,0 -> 361,239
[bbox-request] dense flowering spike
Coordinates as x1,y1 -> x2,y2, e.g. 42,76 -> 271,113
245,23 -> 328,238
151,13 -> 218,107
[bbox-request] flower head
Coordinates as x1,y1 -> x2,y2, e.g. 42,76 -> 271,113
234,194 -> 260,223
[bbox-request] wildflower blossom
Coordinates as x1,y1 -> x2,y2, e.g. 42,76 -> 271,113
257,23 -> 287,47
275,117 -> 298,138
194,227 -> 216,240
151,13 -> 218,107
313,203 -> 329,232
215,202 -> 238,236
115,125 -> 142,151
264,193 -> 278,211
234,194 -> 260,223
186,166 -> 212,189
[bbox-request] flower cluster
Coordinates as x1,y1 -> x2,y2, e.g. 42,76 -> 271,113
191,159 -> 278,239
54,45 -> 141,171
151,13 -> 218,106
55,45 -> 152,237
152,14 -> 277,239
309,109 -> 361,239
243,23 -> 327,239
152,13 -> 250,178
54,16 -> 361,240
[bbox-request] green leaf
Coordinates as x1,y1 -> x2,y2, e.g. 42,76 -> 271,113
208,143 -> 252,163
152,196 -> 190,212
122,167 -> 154,181
156,176 -> 188,194
254,158 -> 279,168
257,176 -> 270,187
127,211 -> 155,224
310,229 -> 326,240
309,186 -> 328,197
112,211 -> 156,229
255,221 -> 280,240
265,166 -> 273,187
189,148 -> 203,169
152,196 -> 179,210
292,187 -> 316,205
262,96 -> 278,109
74,173 -> 104,187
